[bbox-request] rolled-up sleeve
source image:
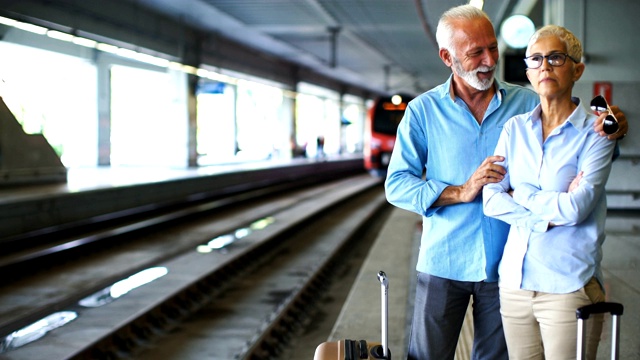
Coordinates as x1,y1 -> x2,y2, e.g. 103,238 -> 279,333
385,105 -> 447,217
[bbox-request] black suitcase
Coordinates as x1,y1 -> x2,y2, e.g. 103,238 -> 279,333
576,302 -> 624,360
313,270 -> 391,359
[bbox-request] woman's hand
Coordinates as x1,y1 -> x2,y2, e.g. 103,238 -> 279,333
569,171 -> 584,192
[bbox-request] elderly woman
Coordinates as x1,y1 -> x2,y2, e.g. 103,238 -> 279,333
482,25 -> 615,360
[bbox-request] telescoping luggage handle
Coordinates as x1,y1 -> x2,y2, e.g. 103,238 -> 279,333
378,271 -> 389,359
576,302 -> 624,360
367,271 -> 391,359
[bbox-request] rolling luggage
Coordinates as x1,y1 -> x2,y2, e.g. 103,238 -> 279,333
576,302 -> 624,360
313,270 -> 391,359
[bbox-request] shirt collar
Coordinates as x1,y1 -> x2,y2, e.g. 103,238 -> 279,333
527,97 -> 589,130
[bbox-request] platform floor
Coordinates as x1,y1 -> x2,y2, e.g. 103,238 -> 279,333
0,158 -> 313,204
330,208 -> 640,360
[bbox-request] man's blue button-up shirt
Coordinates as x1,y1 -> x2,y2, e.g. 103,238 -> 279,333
385,76 -> 539,282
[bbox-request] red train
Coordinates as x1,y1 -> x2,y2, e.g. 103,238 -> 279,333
363,93 -> 413,176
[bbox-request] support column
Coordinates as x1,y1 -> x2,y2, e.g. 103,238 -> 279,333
184,34 -> 204,168
96,50 -> 112,166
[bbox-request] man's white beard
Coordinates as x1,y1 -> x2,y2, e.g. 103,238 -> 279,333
452,57 -> 495,91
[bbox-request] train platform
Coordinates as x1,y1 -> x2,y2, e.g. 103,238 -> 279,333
0,156 -> 365,240
326,208 -> 640,360
0,157 -> 322,204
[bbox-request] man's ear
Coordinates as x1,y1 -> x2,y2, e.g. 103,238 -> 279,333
439,48 -> 453,67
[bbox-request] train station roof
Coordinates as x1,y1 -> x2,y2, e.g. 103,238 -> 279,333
129,0 -> 538,95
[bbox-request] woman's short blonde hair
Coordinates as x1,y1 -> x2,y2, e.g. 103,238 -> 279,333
526,24 -> 583,62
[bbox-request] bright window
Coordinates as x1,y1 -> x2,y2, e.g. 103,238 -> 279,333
196,82 -> 237,165
110,65 -> 188,167
0,41 -> 98,167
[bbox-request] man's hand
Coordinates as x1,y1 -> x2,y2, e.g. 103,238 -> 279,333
458,155 -> 506,203
594,105 -> 628,140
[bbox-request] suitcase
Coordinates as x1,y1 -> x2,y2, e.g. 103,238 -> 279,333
313,270 -> 391,359
576,302 -> 624,360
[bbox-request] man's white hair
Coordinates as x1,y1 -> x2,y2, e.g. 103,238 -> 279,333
436,5 -> 492,57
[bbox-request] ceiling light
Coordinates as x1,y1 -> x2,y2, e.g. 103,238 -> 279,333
501,15 -> 535,49
47,30 -> 74,42
13,22 -> 47,35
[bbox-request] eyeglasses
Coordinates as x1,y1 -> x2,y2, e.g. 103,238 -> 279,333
523,53 -> 579,69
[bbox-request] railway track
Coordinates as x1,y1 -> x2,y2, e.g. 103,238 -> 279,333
0,173 -> 391,359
